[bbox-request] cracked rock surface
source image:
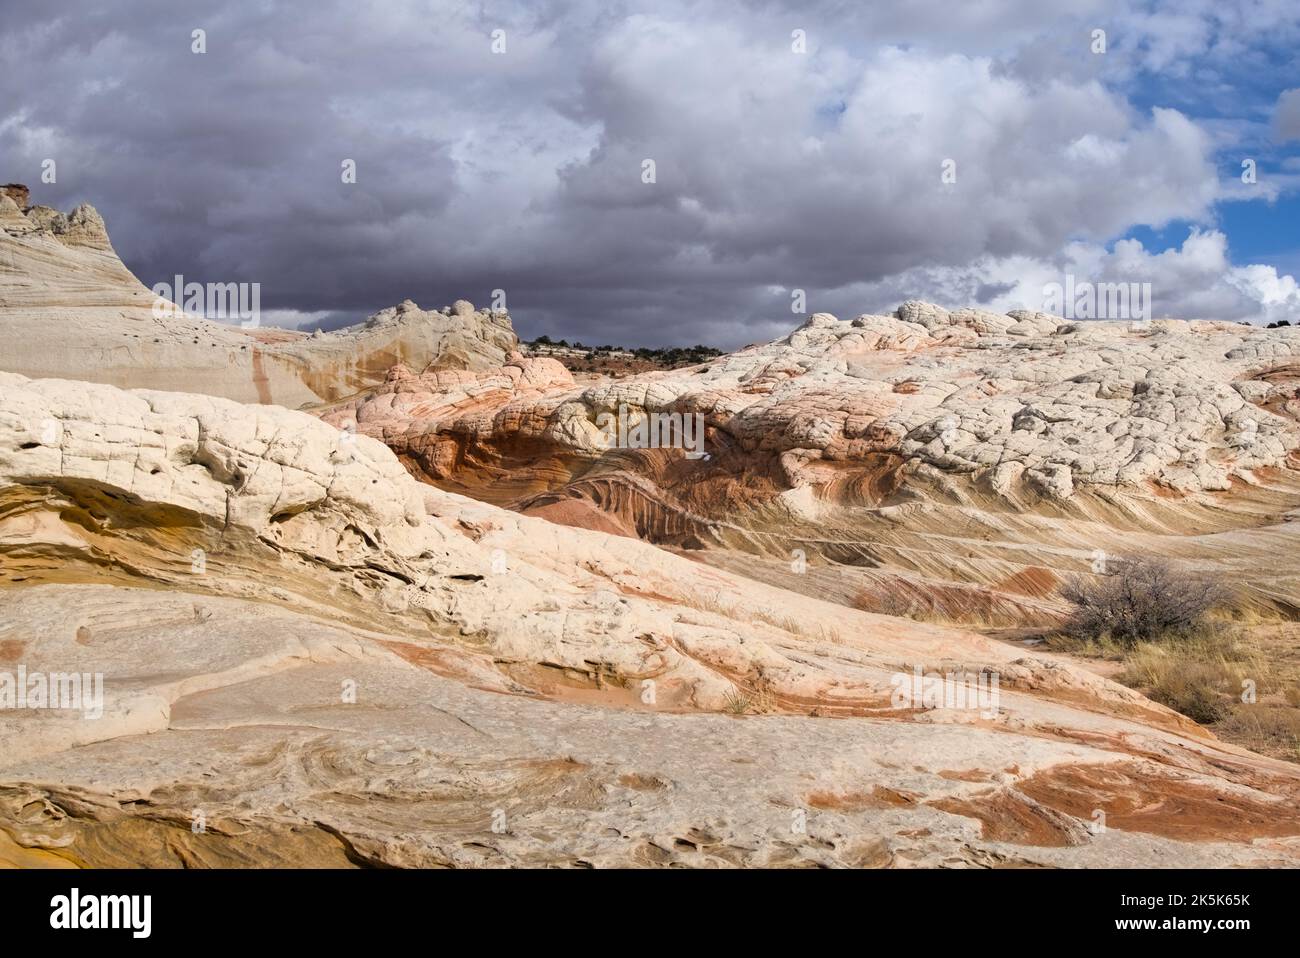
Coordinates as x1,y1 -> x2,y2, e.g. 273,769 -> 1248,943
4,373 -> 1300,866
314,303 -> 1300,625
329,304 -> 1300,500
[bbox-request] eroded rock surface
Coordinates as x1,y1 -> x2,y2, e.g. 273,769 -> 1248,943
319,305 -> 1300,622
0,188 -> 517,405
3,373 -> 1300,866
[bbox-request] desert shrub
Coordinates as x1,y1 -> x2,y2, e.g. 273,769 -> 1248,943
1060,556 -> 1226,648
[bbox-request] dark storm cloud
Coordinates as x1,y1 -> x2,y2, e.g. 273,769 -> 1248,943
3,0 -> 1298,347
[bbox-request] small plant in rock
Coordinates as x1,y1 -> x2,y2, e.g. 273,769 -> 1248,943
722,686 -> 752,715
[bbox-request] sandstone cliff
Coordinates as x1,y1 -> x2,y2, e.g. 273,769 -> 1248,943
0,186 -> 518,406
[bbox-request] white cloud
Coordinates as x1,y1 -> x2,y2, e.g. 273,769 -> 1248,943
823,229 -> 1300,326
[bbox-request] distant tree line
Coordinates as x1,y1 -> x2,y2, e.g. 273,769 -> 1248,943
527,336 -> 722,366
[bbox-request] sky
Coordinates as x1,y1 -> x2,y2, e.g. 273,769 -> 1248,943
3,0 -> 1300,348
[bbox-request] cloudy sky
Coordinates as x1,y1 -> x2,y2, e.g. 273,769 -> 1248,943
4,0 -> 1300,347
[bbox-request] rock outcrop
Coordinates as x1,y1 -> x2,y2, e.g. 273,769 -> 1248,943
3,372 -> 1300,866
0,187 -> 518,406
1,185 -> 31,209
5,184 -> 1300,867
316,305 -> 1300,622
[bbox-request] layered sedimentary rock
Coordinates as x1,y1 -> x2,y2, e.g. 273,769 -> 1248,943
319,306 -> 1300,622
5,186 -> 1300,866
0,187 -> 517,406
3,372 -> 1300,866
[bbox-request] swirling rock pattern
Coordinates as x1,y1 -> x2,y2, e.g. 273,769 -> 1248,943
318,304 -> 1300,622
3,373 -> 1300,866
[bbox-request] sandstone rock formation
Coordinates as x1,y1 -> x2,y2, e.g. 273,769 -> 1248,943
5,186 -> 1300,866
0,187 -> 517,406
319,305 -> 1300,623
3,372 -> 1300,866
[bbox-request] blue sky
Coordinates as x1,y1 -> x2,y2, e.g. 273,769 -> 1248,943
1127,196 -> 1300,272
1115,18 -> 1300,283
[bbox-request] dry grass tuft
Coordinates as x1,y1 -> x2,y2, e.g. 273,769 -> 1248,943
1214,707 -> 1300,762
722,686 -> 752,715
1050,605 -> 1300,761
